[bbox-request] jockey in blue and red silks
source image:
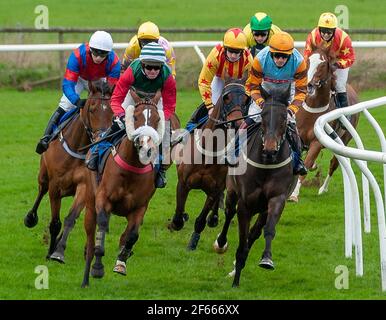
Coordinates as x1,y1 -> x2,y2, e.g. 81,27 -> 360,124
36,30 -> 121,154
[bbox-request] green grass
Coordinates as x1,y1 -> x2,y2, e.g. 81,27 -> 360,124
0,88 -> 385,300
1,0 -> 386,30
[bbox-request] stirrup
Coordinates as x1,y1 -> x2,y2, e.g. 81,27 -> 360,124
155,171 -> 167,188
35,136 -> 50,154
86,154 -> 98,171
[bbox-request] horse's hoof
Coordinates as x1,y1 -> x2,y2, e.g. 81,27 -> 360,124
227,269 -> 236,278
259,258 -> 275,270
24,212 -> 38,228
207,215 -> 219,228
113,261 -> 127,276
167,219 -> 184,231
91,264 -> 104,278
187,232 -> 200,251
318,186 -> 328,195
288,195 -> 298,203
213,237 -> 228,254
81,282 -> 89,288
49,251 -> 65,264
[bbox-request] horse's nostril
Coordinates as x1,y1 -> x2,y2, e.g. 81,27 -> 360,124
147,148 -> 152,158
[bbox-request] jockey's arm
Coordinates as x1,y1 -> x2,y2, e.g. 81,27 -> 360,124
302,31 -> 314,60
336,34 -> 355,68
248,58 -> 264,105
161,75 -> 177,120
289,60 -> 308,114
110,66 -> 135,117
62,51 -> 81,105
106,54 -> 121,86
197,47 -> 219,108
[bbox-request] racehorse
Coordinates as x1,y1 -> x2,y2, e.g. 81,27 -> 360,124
24,80 -> 113,262
167,73 -> 249,250
289,46 -> 359,202
81,90 -> 165,288
215,83 -> 297,287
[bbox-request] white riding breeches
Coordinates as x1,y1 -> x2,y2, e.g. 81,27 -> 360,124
58,77 -> 89,112
211,76 -> 225,105
334,68 -> 349,93
248,101 -> 262,122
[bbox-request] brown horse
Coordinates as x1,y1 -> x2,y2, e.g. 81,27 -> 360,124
217,84 -> 297,287
24,81 -> 113,262
289,47 -> 359,202
167,75 -> 249,250
81,91 -> 165,287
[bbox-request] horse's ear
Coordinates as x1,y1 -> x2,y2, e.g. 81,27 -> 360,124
260,84 -> 270,100
130,88 -> 141,103
153,89 -> 162,105
223,66 -> 232,85
280,84 -> 292,105
88,81 -> 97,93
240,70 -> 249,85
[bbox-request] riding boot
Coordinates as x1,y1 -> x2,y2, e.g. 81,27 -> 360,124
287,122 -> 307,176
36,107 -> 66,154
155,164 -> 168,188
336,92 -> 351,128
86,124 -> 119,171
171,103 -> 208,145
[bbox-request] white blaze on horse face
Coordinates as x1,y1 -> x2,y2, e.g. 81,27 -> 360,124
307,53 -> 324,84
143,109 -> 151,127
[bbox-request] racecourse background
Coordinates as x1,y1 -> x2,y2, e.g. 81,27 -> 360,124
0,0 -> 385,299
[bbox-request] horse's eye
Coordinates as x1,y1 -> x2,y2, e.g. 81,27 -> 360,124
133,116 -> 137,121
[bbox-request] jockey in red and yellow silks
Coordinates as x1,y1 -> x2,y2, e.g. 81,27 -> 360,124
303,12 -> 355,113
198,28 -> 253,110
122,21 -> 176,78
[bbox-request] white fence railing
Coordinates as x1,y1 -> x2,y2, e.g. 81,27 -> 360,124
314,96 -> 386,291
1,41 -> 386,64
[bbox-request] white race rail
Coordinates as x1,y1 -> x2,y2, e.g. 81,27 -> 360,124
314,96 -> 386,291
1,41 -> 386,64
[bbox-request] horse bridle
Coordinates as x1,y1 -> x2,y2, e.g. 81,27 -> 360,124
210,83 -> 247,127
260,102 -> 288,155
81,91 -> 112,142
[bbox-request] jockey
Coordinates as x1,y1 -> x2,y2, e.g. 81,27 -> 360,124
121,21 -> 176,78
86,42 -> 176,189
178,28 -> 252,135
243,12 -> 282,57
303,12 -> 355,116
35,31 -> 120,154
248,32 -> 308,176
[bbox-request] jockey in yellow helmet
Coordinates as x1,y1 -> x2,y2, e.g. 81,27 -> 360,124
170,28 -> 252,145
247,32 -> 308,175
304,12 -> 355,113
243,12 -> 282,57
122,21 -> 176,77
198,28 -> 252,114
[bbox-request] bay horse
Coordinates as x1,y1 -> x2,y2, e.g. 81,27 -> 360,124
81,91 -> 165,288
216,83 -> 297,287
167,74 -> 249,250
289,46 -> 359,202
24,80 -> 113,262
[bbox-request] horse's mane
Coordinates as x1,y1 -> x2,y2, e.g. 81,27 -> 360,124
90,80 -> 114,95
311,44 -> 337,64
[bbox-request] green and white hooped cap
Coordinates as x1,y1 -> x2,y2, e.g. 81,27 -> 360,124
139,42 -> 166,65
